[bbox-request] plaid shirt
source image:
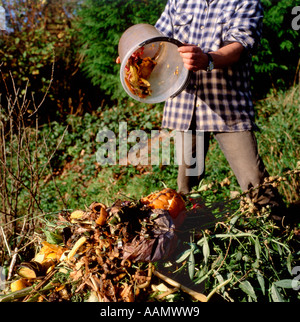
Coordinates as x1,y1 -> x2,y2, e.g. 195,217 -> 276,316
155,0 -> 263,132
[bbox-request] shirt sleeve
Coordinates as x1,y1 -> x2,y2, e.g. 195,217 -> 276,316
154,0 -> 175,37
222,0 -> 264,53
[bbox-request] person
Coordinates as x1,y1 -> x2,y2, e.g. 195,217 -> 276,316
153,0 -> 285,215
117,0 -> 285,217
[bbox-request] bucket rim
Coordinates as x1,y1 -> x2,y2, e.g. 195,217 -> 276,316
138,36 -> 184,48
120,36 -> 192,103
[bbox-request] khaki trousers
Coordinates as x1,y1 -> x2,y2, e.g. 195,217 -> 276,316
176,130 -> 283,208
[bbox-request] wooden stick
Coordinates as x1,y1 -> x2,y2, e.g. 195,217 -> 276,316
8,247 -> 18,280
23,269 -> 56,302
0,226 -> 11,257
153,269 -> 207,302
156,287 -> 179,300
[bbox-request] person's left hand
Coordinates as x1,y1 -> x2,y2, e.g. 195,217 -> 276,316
178,45 -> 208,71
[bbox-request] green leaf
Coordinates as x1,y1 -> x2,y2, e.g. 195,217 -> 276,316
239,281 -> 257,302
188,250 -> 195,280
270,283 -> 285,302
229,215 -> 239,226
215,233 -> 252,238
176,248 -> 191,264
286,253 -> 292,274
254,237 -> 261,260
274,279 -> 299,289
256,270 -> 265,295
43,230 -> 63,245
203,234 -> 210,264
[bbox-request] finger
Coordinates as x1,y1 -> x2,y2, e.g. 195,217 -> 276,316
183,62 -> 199,71
179,52 -> 198,60
116,56 -> 121,64
178,45 -> 200,53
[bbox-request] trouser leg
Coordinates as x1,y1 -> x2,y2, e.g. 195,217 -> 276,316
176,131 -> 210,194
214,131 -> 284,208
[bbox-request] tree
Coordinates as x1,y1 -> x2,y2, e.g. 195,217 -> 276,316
0,0 -> 89,120
76,0 -> 167,100
252,0 -> 299,98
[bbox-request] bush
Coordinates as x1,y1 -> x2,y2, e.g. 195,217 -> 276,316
252,0 -> 299,98
0,0 -> 100,120
76,0 -> 167,100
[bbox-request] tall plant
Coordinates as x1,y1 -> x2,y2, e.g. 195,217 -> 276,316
0,71 -> 67,269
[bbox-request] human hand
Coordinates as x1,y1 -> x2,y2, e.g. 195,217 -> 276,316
116,56 -> 121,64
178,45 -> 208,71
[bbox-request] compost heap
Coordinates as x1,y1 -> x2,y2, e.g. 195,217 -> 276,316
124,47 -> 157,98
8,188 -> 187,302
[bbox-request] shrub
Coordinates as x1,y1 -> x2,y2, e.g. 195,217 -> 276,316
252,0 -> 299,98
76,0 -> 167,100
0,0 -> 98,119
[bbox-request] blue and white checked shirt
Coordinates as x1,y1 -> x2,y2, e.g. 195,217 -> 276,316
155,0 -> 263,132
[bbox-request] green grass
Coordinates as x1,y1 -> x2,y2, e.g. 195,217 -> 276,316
35,85 -> 299,211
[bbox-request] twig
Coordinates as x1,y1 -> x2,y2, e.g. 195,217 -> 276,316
213,236 -> 232,278
156,287 -> 179,300
7,247 -> 18,281
0,286 -> 34,302
293,58 -> 300,87
29,52 -> 55,118
0,226 -> 11,257
152,269 -> 207,302
23,269 -> 56,302
206,275 -> 232,302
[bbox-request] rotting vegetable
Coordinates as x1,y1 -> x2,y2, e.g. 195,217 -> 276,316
124,47 -> 157,98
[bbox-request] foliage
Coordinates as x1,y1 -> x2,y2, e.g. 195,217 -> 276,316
1,1 -> 73,86
76,0 -> 167,100
175,202 -> 300,302
252,0 -> 300,98
0,0 -> 99,119
0,78 -> 299,301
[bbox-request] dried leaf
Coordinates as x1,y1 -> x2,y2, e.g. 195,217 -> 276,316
69,269 -> 83,282
70,210 -> 85,220
120,284 -> 134,302
67,236 -> 87,260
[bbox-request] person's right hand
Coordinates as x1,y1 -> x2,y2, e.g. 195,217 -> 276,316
116,57 -> 121,64
178,45 -> 208,72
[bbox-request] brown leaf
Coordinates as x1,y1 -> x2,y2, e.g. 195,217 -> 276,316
69,269 -> 83,282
